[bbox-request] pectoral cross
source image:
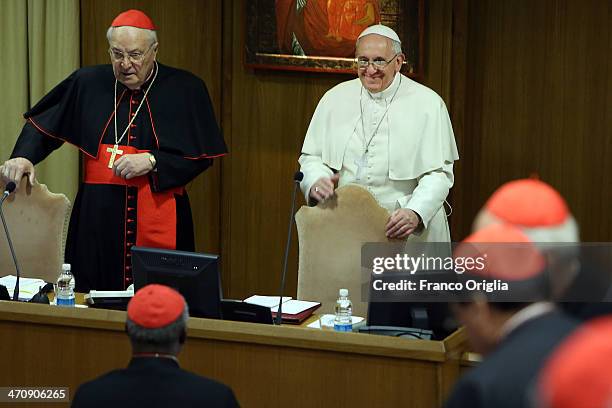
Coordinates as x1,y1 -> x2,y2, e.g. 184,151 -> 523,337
106,144 -> 124,168
355,153 -> 368,181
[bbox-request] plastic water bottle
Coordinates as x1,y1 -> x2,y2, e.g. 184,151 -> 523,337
334,288 -> 352,332
56,263 -> 75,307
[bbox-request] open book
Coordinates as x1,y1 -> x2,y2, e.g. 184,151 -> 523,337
244,295 -> 321,324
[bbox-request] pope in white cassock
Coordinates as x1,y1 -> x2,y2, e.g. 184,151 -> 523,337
299,24 -> 459,242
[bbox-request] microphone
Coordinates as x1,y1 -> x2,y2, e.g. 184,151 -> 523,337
3,182 -> 16,198
0,181 -> 23,301
275,171 -> 304,325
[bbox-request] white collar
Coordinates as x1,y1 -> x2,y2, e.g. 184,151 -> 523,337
366,72 -> 401,101
500,302 -> 555,338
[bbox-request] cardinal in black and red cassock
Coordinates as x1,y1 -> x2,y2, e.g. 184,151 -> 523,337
3,10 -> 227,291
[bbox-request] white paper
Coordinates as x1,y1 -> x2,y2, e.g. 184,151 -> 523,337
244,295 -> 292,308
0,275 -> 47,301
88,289 -> 134,297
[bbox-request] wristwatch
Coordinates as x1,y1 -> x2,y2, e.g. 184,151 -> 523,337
148,153 -> 157,170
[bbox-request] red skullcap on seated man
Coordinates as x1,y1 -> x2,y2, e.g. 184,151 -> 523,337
111,9 -> 156,30
127,284 -> 185,329
455,223 -> 546,282
471,179 -> 580,301
537,316 -> 612,408
473,178 -> 579,242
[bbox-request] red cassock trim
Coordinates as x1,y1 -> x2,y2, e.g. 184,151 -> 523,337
84,144 -> 183,249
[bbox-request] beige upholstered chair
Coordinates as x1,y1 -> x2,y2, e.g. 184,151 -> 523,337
295,185 -> 392,317
0,179 -> 71,283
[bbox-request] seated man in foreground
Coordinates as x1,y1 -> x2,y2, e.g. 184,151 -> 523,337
444,224 -> 578,408
72,284 -> 239,408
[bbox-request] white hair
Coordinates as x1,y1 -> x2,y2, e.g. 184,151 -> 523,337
522,216 -> 580,244
106,26 -> 158,46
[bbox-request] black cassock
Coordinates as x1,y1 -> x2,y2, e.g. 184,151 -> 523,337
71,357 -> 239,408
11,62 -> 226,291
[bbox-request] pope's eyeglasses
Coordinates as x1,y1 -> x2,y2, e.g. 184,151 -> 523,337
356,53 -> 400,70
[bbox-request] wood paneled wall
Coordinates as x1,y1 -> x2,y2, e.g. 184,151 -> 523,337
221,1 -> 339,299
80,0 -> 612,300
449,0 -> 612,241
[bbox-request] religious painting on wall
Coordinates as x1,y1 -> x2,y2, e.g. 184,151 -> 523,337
245,0 -> 424,77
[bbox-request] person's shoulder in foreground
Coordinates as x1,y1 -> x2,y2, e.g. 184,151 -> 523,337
445,310 -> 577,408
72,359 -> 239,408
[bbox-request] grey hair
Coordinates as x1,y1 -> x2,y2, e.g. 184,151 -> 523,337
355,36 -> 402,54
390,39 -> 402,54
106,26 -> 158,46
522,215 -> 580,244
126,303 -> 189,346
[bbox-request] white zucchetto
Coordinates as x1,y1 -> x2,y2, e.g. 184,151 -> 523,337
357,24 -> 401,44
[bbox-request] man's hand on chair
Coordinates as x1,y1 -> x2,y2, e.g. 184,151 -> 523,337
0,157 -> 35,190
386,208 -> 422,239
309,174 -> 340,203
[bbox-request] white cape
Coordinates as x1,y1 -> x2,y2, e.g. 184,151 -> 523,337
301,74 -> 459,179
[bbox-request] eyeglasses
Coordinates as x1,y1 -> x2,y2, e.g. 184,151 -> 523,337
109,43 -> 156,64
356,53 -> 400,70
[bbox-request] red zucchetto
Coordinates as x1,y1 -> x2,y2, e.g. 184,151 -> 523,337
127,284 -> 184,329
455,223 -> 545,281
485,179 -> 569,227
537,317 -> 612,408
111,9 -> 156,30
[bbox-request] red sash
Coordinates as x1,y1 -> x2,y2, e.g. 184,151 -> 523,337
84,144 -> 183,249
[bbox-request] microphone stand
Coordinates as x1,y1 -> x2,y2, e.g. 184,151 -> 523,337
0,183 -> 21,301
275,172 -> 303,325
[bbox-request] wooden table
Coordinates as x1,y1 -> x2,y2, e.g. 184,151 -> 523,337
0,300 -> 469,407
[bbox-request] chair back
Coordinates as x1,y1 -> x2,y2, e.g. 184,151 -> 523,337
295,185 -> 391,317
0,179 -> 71,283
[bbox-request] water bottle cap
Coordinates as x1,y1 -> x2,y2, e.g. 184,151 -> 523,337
62,263 -> 71,271
339,288 -> 348,297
